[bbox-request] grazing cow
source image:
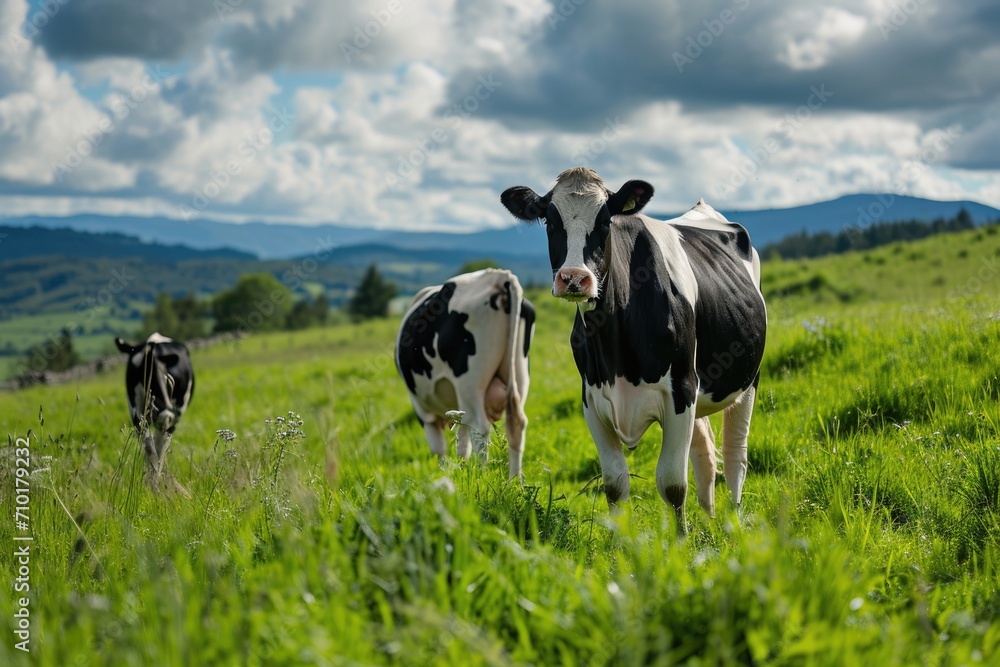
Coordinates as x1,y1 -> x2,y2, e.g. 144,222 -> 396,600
501,168 -> 766,529
395,269 -> 535,477
115,333 -> 195,494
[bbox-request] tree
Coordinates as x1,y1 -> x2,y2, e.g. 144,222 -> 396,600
212,273 -> 293,334
24,328 -> 81,373
140,293 -> 208,341
173,293 -> 209,339
285,294 -> 330,331
955,207 -> 974,230
458,258 -> 500,274
143,293 -> 179,338
348,264 -> 397,320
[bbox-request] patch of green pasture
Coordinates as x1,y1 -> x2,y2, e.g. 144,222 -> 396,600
1,249 -> 1000,664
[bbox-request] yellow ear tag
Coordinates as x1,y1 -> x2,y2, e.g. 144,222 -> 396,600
622,195 -> 636,212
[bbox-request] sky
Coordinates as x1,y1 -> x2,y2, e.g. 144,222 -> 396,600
1,0 -> 998,231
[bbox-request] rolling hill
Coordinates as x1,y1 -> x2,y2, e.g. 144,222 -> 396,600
4,193 -> 997,260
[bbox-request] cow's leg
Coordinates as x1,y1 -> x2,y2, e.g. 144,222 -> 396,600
469,408 -> 493,462
456,399 -> 491,463
423,419 -> 448,463
154,430 -> 172,478
153,430 -> 191,498
721,386 -> 755,511
690,417 -> 717,517
504,399 -> 527,479
504,360 -> 530,479
456,423 -> 473,459
656,405 -> 697,535
584,404 -> 629,507
141,428 -> 159,482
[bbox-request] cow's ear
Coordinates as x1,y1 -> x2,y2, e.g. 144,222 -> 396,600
115,337 -> 134,354
501,186 -> 550,223
608,180 -> 654,216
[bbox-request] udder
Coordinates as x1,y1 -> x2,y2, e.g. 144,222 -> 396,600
484,375 -> 507,422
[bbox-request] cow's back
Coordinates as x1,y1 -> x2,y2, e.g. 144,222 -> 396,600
122,337 -> 194,431
667,214 -> 766,407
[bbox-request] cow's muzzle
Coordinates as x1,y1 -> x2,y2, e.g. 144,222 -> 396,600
553,267 -> 597,301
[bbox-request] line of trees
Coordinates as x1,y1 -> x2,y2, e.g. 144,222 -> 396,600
17,263 -> 398,373
141,263 -> 395,339
761,209 -> 984,260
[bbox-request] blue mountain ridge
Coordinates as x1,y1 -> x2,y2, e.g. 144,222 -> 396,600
2,194 -> 996,261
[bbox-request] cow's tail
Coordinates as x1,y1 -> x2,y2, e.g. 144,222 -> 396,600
504,271 -> 524,419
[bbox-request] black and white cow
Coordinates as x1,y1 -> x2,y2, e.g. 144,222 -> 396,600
115,332 -> 195,492
395,269 -> 535,478
501,168 -> 766,528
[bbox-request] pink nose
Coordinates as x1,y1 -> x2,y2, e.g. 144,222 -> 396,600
553,268 -> 596,298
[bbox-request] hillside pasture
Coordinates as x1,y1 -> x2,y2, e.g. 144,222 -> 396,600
2,228 -> 1000,665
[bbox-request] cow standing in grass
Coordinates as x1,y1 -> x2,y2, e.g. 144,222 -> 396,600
396,269 -> 535,478
501,168 -> 766,530
115,332 -> 194,495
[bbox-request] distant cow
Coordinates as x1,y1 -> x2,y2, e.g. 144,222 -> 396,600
395,269 -> 535,477
115,333 -> 195,493
501,168 -> 766,529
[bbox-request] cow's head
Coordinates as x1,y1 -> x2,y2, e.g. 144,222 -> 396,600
501,168 -> 653,301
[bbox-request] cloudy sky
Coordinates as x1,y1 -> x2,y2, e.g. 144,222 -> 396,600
1,0 -> 998,231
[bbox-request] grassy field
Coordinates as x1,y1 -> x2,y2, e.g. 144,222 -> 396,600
2,227 -> 1000,665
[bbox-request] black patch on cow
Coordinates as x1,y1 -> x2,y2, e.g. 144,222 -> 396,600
519,297 -> 536,357
582,206 -> 612,278
488,290 -> 505,312
120,339 -> 194,433
604,477 -> 627,505
397,282 -> 477,393
675,224 -> 766,402
732,224 -> 753,259
662,483 -> 687,512
571,221 -> 698,413
544,204 -> 569,275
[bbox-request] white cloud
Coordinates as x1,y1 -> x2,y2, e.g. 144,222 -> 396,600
0,0 -> 999,231
777,7 -> 868,70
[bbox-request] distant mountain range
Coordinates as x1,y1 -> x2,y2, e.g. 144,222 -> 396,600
0,225 -> 255,262
1,192 -> 997,320
4,194 -> 998,261
0,226 -> 547,318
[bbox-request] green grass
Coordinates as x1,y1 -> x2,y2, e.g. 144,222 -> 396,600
2,227 -> 1000,665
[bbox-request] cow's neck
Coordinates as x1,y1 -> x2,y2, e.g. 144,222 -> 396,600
570,221 -> 681,390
